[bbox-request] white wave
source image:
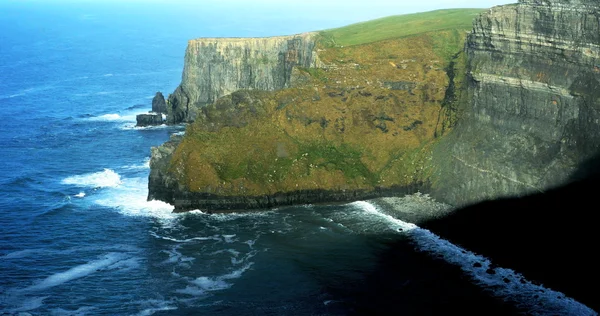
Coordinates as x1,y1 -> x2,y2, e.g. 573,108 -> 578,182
223,234 -> 237,243
86,113 -> 139,122
92,176 -> 175,220
180,262 -> 254,295
351,201 -> 597,316
2,249 -> 40,260
150,231 -> 221,243
20,253 -> 129,292
103,73 -> 113,77
120,123 -> 169,131
121,158 -> 150,170
62,169 -> 122,189
134,300 -> 178,316
210,249 -> 241,257
207,211 -> 276,222
160,247 -> 195,267
75,192 -> 86,198
231,250 -> 257,266
175,286 -> 207,296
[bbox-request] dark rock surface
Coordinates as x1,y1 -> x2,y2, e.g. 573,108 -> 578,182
431,0 -> 600,207
151,92 -> 167,114
135,113 -> 163,127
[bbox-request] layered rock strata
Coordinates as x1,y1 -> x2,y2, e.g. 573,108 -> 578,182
167,33 -> 321,123
431,0 -> 600,206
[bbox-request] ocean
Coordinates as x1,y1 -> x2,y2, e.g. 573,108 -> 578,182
0,2 -> 596,315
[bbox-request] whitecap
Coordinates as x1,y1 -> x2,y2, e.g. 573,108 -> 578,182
92,175 -> 176,221
95,113 -> 120,120
103,73 -> 113,77
74,192 -> 86,198
62,169 -> 121,188
134,300 -> 178,316
121,158 -> 150,170
222,234 -> 237,243
19,253 -> 129,292
150,231 -> 220,243
120,123 -> 168,131
1,249 -> 40,260
175,286 -> 206,296
351,200 -> 597,316
178,263 -> 254,296
86,113 -> 138,122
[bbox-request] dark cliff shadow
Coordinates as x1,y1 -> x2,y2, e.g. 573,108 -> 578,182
331,238 -> 521,315
419,155 -> 600,313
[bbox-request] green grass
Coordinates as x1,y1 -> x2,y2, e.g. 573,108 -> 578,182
320,8 -> 485,47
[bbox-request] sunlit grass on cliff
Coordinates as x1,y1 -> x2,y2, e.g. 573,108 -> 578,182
167,9 -> 478,198
320,8 -> 484,47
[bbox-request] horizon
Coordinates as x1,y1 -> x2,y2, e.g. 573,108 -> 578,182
1,0 -> 516,38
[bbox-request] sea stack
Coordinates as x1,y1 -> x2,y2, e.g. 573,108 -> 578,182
135,92 -> 167,127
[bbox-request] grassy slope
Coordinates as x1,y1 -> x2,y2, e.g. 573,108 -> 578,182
170,9 -> 482,197
320,9 -> 484,46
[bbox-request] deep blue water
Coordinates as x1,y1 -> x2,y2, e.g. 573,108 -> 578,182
0,2 -> 596,315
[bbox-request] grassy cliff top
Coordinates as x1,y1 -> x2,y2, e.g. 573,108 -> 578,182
320,8 -> 485,47
167,9 -> 478,198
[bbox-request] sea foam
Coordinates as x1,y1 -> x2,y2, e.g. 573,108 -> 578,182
92,176 -> 176,220
61,169 -> 122,188
20,253 -> 129,292
351,200 -> 597,316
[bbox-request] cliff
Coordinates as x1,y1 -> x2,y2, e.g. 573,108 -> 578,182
166,33 -> 321,124
430,0 -> 600,206
148,3 -> 599,212
147,9 -> 484,211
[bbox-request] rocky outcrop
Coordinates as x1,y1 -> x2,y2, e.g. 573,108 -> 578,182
166,32 -> 321,124
431,0 -> 600,206
152,92 -> 167,113
135,92 -> 167,127
136,113 -> 164,127
148,135 -> 184,203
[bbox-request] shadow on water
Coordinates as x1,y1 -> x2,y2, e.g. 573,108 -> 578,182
420,154 -> 600,313
329,238 -> 521,315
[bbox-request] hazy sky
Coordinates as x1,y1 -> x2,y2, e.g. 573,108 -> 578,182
0,0 -> 517,38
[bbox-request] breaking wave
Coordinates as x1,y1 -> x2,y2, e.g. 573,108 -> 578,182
351,200 -> 597,316
61,169 -> 122,188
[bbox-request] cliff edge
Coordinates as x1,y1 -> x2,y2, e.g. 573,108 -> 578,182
166,32 -> 321,124
431,0 -> 600,206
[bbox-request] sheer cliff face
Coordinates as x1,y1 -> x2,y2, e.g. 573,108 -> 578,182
167,33 -> 321,123
432,0 -> 600,206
